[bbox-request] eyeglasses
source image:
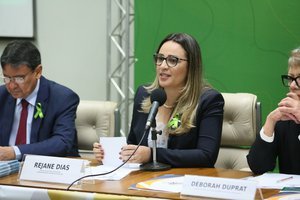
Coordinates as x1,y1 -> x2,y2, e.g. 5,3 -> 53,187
281,75 -> 300,88
153,53 -> 188,68
2,71 -> 33,84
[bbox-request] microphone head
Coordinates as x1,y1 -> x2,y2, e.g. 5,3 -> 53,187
150,88 -> 167,106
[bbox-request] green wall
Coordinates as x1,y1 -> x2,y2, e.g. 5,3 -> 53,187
134,0 -> 300,122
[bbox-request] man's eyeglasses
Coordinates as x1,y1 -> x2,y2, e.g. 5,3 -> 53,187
281,75 -> 300,88
2,71 -> 33,84
153,53 -> 188,68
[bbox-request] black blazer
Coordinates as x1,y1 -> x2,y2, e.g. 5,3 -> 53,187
127,86 -> 224,168
247,120 -> 300,175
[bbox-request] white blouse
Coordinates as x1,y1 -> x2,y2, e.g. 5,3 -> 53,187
147,114 -> 169,148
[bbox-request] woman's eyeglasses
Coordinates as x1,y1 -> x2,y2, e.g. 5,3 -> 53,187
281,75 -> 300,88
153,53 -> 188,68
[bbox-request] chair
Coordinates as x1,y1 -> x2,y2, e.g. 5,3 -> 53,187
214,93 -> 261,171
75,100 -> 120,158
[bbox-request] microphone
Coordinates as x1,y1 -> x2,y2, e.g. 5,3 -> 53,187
145,88 -> 167,131
140,88 -> 171,171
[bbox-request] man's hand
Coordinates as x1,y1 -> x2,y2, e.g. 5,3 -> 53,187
0,146 -> 16,160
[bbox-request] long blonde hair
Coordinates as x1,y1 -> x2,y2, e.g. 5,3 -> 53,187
141,33 -> 209,135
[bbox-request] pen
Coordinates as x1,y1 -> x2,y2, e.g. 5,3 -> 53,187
276,176 -> 293,183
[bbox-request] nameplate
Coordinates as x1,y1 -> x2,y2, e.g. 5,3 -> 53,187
181,175 -> 257,200
19,155 -> 85,184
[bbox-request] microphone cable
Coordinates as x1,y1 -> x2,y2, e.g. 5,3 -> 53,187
67,88 -> 165,190
66,128 -> 148,190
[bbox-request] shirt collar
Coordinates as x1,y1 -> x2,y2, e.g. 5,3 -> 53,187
17,79 -> 40,106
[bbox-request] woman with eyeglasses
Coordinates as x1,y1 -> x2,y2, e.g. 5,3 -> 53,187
94,33 -> 224,168
247,47 -> 300,175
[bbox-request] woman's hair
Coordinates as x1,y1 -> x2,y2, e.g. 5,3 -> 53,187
142,33 -> 208,135
288,47 -> 300,68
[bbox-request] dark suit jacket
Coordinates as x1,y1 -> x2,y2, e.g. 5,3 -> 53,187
247,121 -> 300,175
0,76 -> 79,158
127,86 -> 224,168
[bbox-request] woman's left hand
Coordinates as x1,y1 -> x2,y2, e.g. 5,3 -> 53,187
278,92 -> 300,123
119,144 -> 151,164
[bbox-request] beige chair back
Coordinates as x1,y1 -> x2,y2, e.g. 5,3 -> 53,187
75,100 -> 120,158
214,93 -> 261,170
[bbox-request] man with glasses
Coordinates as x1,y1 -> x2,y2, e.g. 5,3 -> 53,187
0,40 -> 80,161
247,47 -> 300,175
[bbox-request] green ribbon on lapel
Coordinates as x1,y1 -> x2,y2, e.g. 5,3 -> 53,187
34,102 -> 44,119
167,113 -> 181,130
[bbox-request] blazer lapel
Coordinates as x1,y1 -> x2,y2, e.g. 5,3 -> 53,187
1,96 -> 16,145
30,76 -> 49,143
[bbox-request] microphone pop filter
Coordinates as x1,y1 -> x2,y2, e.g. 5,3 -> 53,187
150,88 -> 167,106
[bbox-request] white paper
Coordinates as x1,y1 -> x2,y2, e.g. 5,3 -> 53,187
245,173 -> 300,189
90,137 -> 141,181
85,164 -> 139,181
100,137 -> 126,166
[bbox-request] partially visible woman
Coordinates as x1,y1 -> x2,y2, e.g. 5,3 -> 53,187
94,33 -> 224,167
247,47 -> 300,175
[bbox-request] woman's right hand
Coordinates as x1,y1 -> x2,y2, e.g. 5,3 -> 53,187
263,104 -> 290,137
93,142 -> 104,162
278,92 -> 300,123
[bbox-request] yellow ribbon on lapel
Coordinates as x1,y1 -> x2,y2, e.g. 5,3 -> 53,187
34,102 -> 44,119
167,113 -> 181,130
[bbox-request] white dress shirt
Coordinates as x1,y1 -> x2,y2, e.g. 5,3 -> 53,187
9,79 -> 40,160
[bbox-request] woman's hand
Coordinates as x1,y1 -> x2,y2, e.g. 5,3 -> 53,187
120,144 -> 151,164
278,92 -> 300,123
263,108 -> 283,137
93,142 -> 104,162
264,92 -> 300,137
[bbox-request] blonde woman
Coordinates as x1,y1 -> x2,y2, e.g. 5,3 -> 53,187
94,33 -> 224,167
247,47 -> 300,175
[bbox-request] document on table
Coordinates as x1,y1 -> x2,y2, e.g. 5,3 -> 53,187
85,164 -> 139,181
100,136 -> 126,167
129,174 -> 184,193
84,137 -> 140,181
245,173 -> 300,189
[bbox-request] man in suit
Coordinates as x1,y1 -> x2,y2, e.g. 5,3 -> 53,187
0,40 -> 79,160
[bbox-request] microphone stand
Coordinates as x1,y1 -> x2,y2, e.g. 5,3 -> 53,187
140,120 -> 171,171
